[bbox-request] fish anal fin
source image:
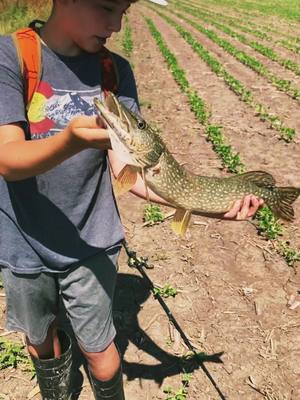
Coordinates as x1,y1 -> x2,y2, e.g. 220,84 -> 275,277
113,165 -> 138,196
171,208 -> 191,236
237,171 -> 276,187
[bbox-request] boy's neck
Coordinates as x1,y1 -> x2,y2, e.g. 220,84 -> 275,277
40,17 -> 84,57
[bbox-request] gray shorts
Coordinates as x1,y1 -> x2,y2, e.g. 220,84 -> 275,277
0,248 -> 120,352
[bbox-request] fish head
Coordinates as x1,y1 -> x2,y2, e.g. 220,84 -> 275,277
94,93 -> 165,168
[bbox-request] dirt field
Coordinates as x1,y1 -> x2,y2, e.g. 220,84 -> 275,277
0,1 -> 299,399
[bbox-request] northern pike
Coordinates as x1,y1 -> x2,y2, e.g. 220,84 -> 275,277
94,94 -> 300,235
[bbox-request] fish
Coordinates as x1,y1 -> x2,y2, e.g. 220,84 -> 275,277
94,93 -> 300,235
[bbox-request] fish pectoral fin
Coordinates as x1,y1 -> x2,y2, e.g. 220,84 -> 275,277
113,165 -> 138,196
171,208 -> 191,236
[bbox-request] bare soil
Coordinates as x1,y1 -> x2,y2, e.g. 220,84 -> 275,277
1,3 -> 299,400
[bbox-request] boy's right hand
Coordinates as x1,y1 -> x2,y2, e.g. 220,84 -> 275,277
66,115 -> 111,150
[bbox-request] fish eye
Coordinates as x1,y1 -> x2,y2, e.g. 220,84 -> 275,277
137,119 -> 146,129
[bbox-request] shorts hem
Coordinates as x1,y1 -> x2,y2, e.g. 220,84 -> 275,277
75,328 -> 116,353
5,315 -> 57,346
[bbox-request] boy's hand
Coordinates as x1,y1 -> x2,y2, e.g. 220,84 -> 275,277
66,115 -> 111,150
223,195 -> 264,220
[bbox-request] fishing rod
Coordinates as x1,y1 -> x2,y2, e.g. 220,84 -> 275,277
122,240 -> 228,400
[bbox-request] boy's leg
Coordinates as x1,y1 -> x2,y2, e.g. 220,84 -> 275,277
26,318 -> 61,359
59,248 -> 125,399
0,268 -> 72,399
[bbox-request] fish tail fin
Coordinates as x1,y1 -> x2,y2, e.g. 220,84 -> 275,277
270,187 -> 300,221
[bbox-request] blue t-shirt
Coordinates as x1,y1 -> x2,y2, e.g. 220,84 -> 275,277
0,34 -> 139,273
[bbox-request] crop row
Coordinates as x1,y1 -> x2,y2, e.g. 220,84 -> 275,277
174,1 -> 300,77
145,16 -> 244,174
150,8 -> 296,142
166,7 -> 300,103
122,16 -> 134,57
181,2 -> 300,53
142,12 -> 299,266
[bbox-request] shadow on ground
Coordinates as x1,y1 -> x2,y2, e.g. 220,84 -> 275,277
59,273 -> 223,399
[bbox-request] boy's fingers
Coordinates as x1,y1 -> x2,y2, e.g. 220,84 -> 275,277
72,115 -> 107,129
224,199 -> 242,218
247,195 -> 259,217
237,195 -> 251,220
224,195 -> 264,220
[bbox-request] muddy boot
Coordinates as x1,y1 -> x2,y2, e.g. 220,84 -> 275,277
30,330 -> 72,400
89,366 -> 125,400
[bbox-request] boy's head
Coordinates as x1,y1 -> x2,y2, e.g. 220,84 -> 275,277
49,0 -> 139,54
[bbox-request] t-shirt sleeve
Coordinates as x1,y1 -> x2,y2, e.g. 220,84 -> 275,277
0,35 -> 27,126
113,53 -> 140,115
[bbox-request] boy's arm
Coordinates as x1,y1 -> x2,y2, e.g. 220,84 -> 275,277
108,150 -> 263,220
0,117 -> 111,181
108,149 -> 169,205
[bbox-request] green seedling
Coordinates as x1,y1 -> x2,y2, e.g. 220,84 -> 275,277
153,284 -> 178,298
255,206 -> 283,240
143,204 -> 165,225
163,373 -> 192,399
277,241 -> 300,267
0,338 -> 31,370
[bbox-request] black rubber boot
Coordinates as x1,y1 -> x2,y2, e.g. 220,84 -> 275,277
30,330 -> 72,400
89,366 -> 125,400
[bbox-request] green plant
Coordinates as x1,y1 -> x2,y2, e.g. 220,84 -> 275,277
143,204 -> 165,225
145,12 -> 299,265
153,284 -> 178,298
175,2 -> 300,76
122,16 -> 133,57
206,125 -> 245,173
255,206 -> 284,240
163,374 -> 192,399
152,8 -> 296,142
0,1 -> 51,34
145,17 -> 244,172
277,241 -> 300,267
0,338 -> 31,370
167,7 -> 300,101
164,386 -> 188,400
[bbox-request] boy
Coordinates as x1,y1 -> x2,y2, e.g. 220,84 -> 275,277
0,0 -> 263,399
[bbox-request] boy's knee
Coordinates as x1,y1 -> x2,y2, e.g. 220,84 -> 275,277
81,341 -> 121,382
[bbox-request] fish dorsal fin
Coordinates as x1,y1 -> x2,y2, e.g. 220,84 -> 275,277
235,171 -> 276,187
113,165 -> 138,196
171,208 -> 191,236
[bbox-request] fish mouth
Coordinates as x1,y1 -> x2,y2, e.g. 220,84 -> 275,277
94,94 -> 132,142
94,94 -> 141,166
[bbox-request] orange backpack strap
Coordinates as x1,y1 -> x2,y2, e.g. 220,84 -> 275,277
99,46 -> 119,97
11,27 -> 42,109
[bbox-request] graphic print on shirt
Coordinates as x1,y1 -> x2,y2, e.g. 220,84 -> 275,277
27,81 -> 102,140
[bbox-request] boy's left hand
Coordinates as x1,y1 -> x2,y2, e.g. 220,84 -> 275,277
224,195 -> 264,220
